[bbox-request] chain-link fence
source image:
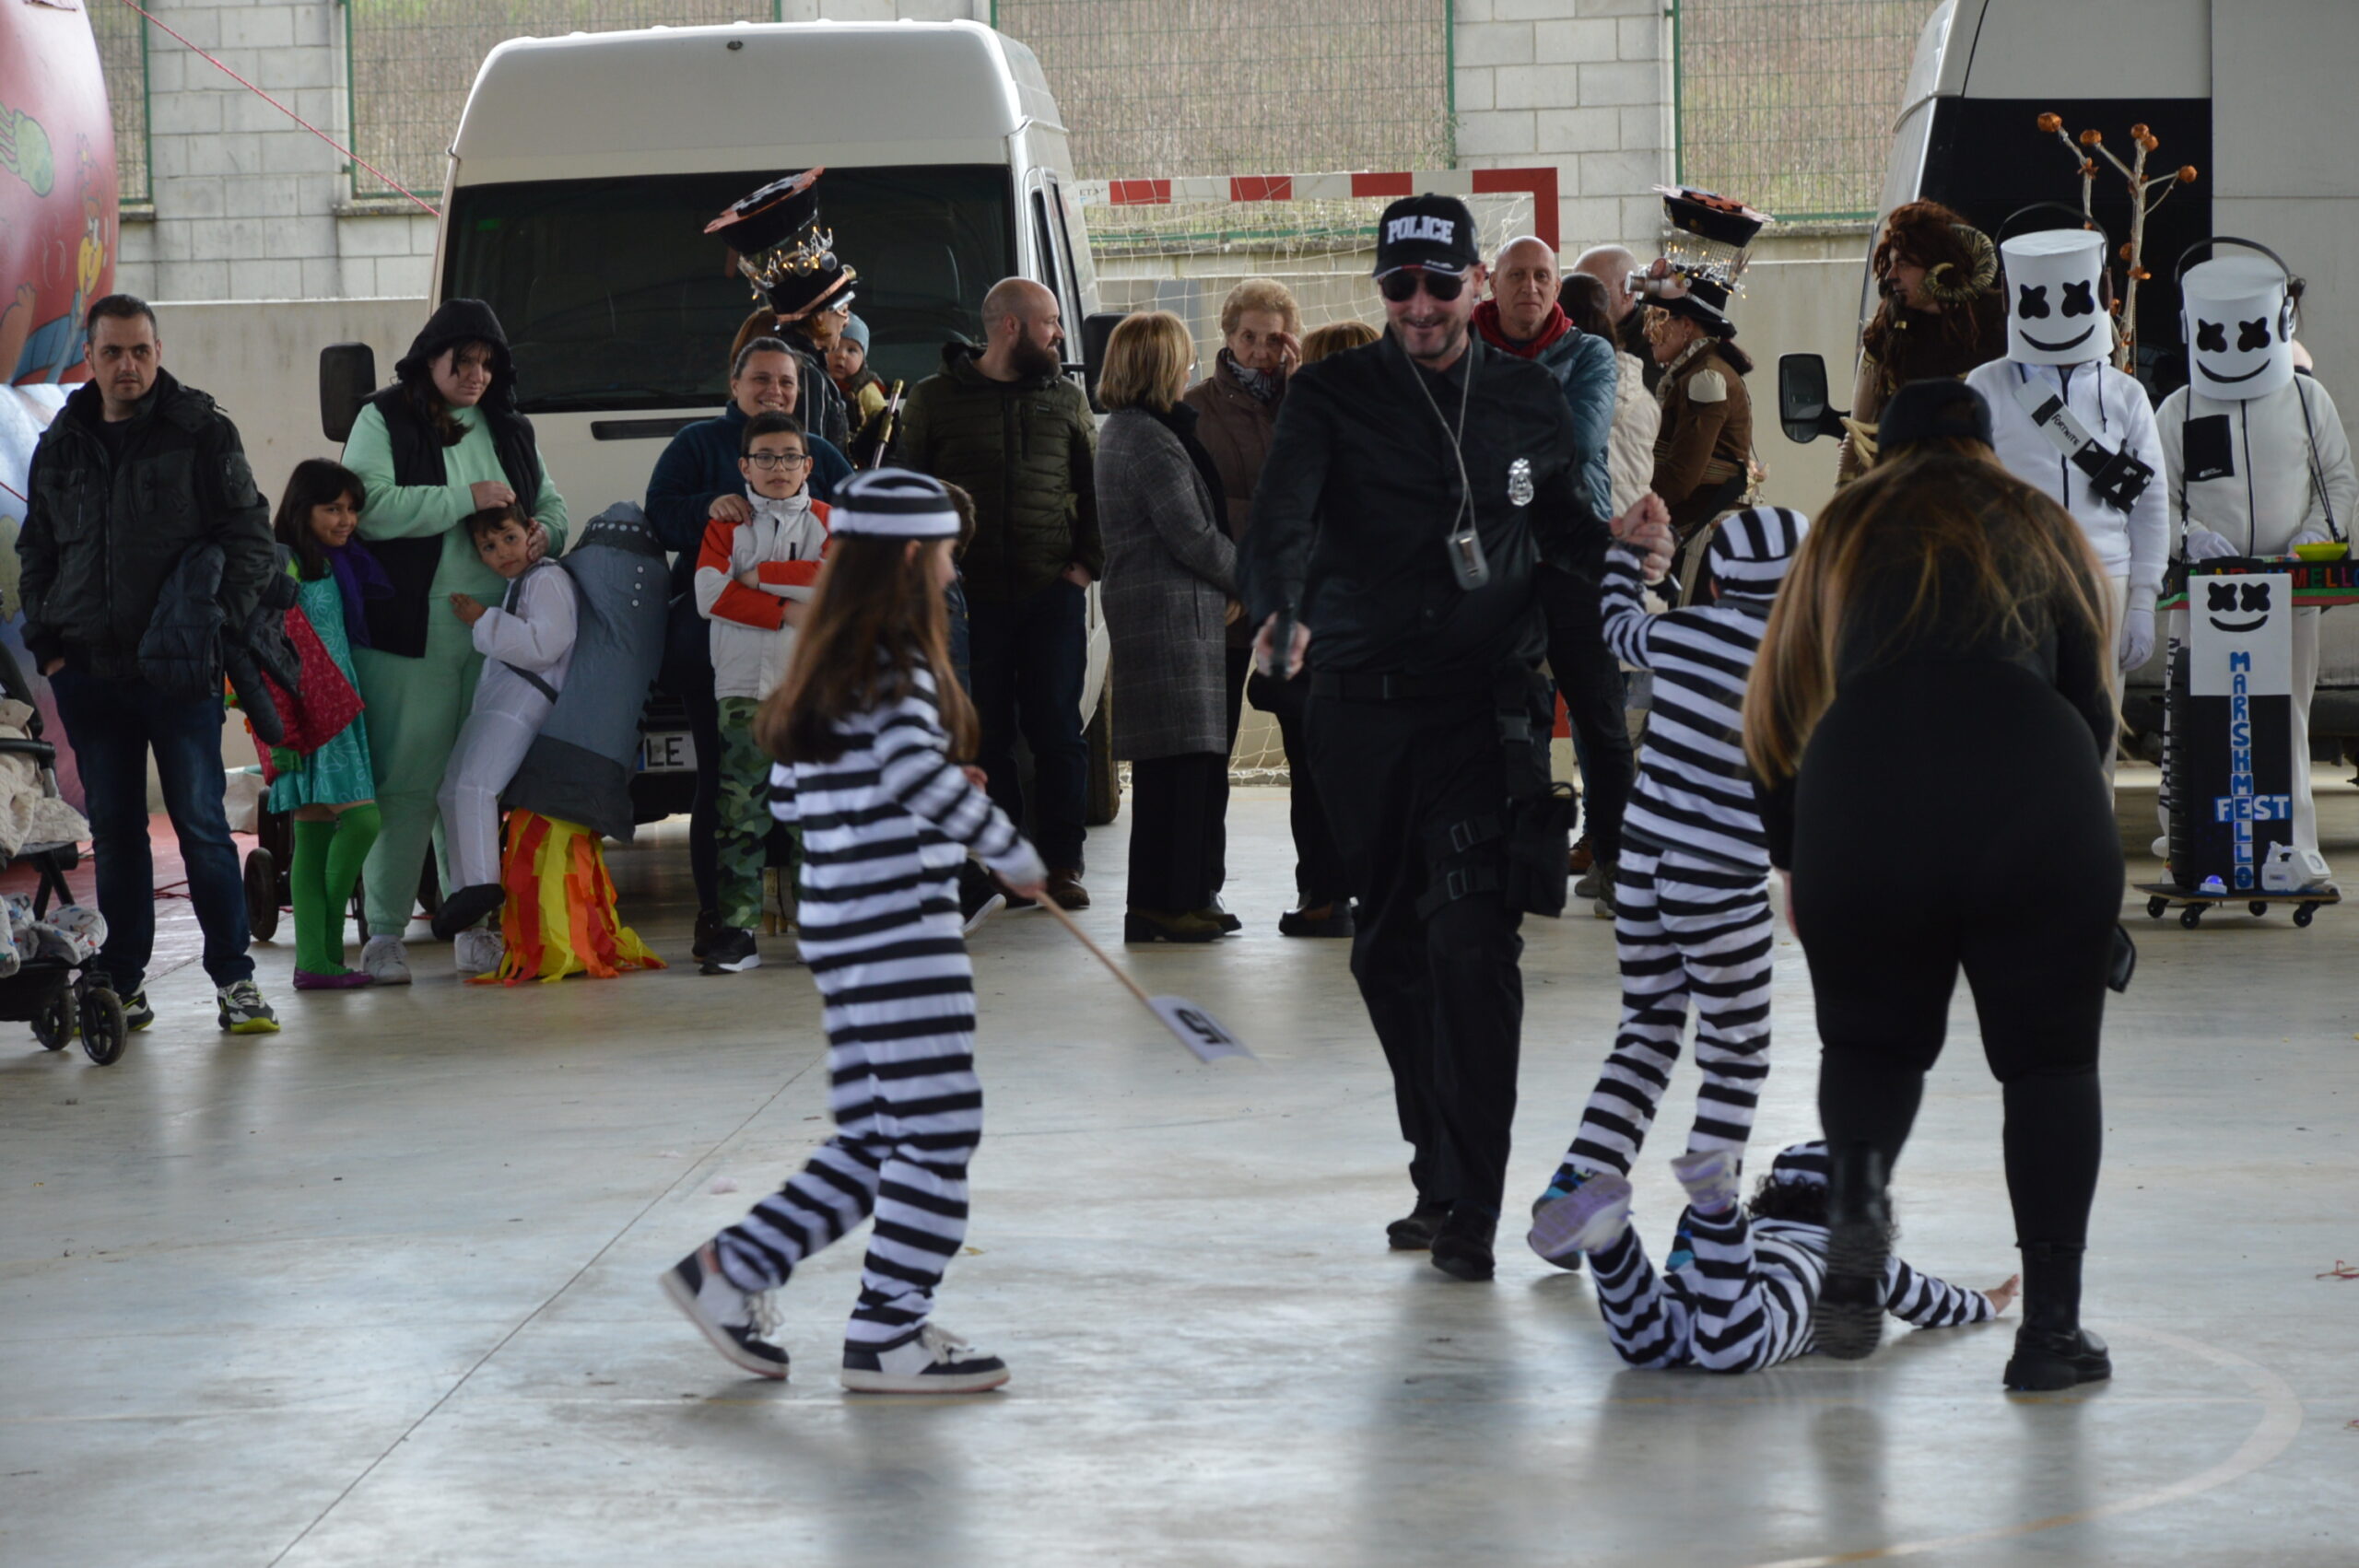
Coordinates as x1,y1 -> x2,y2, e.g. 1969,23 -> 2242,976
1674,0 -> 1922,222
993,0 -> 1452,181
345,0 -> 780,201
88,0 -> 150,205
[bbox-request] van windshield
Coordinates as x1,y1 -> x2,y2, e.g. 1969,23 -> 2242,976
442,165 -> 1016,414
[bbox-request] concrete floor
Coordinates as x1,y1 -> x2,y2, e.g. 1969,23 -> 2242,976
4,773 -> 2356,1567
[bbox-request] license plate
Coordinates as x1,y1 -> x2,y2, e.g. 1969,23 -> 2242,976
639,731 -> 696,772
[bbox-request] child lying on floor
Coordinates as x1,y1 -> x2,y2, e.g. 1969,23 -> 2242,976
1569,1139 -> 2017,1372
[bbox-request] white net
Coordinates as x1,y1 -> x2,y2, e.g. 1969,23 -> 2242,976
1078,186 -> 1539,783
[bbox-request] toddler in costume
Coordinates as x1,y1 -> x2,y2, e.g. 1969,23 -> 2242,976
1530,505 -> 1806,1270
663,469 -> 1045,1394
1579,1140 -> 2013,1372
265,460 -> 383,990
692,411 -> 830,975
432,505 -> 576,973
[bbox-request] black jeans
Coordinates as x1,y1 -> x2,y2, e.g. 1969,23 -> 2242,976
1540,566 -> 1633,865
659,603 -> 724,914
1309,687 -> 1525,1213
49,669 -> 252,993
1249,668 -> 1351,907
968,579 -> 1089,872
1795,661 -> 2118,1251
1127,752 -> 1226,914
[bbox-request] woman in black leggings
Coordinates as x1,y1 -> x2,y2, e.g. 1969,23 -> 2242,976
1746,380 -> 2120,1392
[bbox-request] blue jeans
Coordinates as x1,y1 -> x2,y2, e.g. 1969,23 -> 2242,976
49,669 -> 252,993
966,579 -> 1086,871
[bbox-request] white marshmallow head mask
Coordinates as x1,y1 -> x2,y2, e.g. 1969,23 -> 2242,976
2002,229 -> 2109,366
2182,254 -> 2294,402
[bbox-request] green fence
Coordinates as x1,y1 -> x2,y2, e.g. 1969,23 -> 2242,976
1674,0 -> 1924,222
992,0 -> 1453,180
88,0 -> 151,206
344,0 -> 782,201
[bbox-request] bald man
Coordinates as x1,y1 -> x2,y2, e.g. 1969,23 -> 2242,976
1570,245 -> 1660,392
896,276 -> 1102,910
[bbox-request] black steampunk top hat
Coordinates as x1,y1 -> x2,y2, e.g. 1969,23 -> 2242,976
706,168 -> 859,321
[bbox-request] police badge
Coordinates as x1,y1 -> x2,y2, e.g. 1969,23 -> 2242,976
1508,457 -> 1534,507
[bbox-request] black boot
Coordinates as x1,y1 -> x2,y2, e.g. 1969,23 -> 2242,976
1428,1204 -> 1497,1282
1817,1141 -> 1892,1361
1386,1198 -> 1451,1251
2004,1242 -> 2112,1392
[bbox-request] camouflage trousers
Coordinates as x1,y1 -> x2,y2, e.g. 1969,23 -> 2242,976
717,696 -> 798,930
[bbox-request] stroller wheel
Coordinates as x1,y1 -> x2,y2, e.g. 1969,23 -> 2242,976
80,987 -> 127,1066
32,988 -> 74,1050
244,848 -> 280,942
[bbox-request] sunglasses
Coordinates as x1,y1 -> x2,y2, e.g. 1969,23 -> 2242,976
1379,267 -> 1468,304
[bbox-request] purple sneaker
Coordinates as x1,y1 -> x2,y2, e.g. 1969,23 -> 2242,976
1527,1175 -> 1634,1265
293,968 -> 375,992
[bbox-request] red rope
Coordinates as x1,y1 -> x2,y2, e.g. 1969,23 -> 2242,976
0,477 -> 26,504
109,0 -> 441,218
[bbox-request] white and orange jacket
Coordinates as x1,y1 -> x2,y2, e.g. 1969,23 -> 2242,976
693,491 -> 832,700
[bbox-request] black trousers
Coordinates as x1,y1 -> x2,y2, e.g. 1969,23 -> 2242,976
1309,688 -> 1525,1213
1214,645 -> 1250,894
1127,752 -> 1228,914
1249,667 -> 1352,906
1793,661 -> 2118,1250
1540,566 -> 1634,865
968,579 -> 1090,871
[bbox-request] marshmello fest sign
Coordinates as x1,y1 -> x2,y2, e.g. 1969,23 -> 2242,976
2186,571 -> 2294,890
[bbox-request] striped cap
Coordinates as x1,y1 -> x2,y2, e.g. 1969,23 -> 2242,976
828,468 -> 959,540
1708,504 -> 1809,595
1766,1140 -> 1830,1190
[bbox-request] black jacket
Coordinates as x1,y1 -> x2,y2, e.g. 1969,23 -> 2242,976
1243,331 -> 1600,682
20,371 -> 274,682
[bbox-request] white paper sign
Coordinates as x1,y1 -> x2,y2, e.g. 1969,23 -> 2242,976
2189,571 -> 2293,696
1147,996 -> 1256,1063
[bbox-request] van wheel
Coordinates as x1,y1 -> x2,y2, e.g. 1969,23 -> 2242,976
1084,683 -> 1120,826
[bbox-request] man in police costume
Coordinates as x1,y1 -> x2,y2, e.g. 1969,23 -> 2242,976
1245,194 -> 1668,1281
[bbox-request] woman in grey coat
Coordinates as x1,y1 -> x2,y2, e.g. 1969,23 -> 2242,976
1096,311 -> 1239,943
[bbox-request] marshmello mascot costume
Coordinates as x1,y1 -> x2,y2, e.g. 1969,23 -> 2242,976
1966,229 -> 2171,725
2154,240 -> 2358,866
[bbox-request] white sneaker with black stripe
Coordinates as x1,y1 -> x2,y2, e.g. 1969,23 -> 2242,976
840,1322 -> 1009,1394
659,1244 -> 789,1379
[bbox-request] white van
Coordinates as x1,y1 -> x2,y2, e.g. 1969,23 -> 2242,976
323,20 -> 1114,813
1778,0 -> 2359,741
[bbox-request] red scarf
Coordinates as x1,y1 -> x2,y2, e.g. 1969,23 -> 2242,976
1473,298 -> 1576,358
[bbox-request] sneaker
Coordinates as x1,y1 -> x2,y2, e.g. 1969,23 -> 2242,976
1044,870 -> 1089,911
360,935 -> 413,986
453,928 -> 505,976
119,989 -> 155,1032
2148,835 -> 2169,860
700,926 -> 760,975
958,868 -> 1006,935
659,1243 -> 789,1379
1590,860 -> 1619,919
1429,1203 -> 1498,1281
1528,1173 -> 1632,1265
840,1322 -> 1008,1394
1670,1148 -> 1743,1216
691,908 -> 722,960
216,980 -> 281,1035
1526,1164 -> 1595,1272
1386,1197 -> 1450,1251
292,967 -> 374,992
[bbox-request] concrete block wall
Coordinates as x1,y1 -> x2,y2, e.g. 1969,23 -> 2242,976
1451,0 -> 1674,262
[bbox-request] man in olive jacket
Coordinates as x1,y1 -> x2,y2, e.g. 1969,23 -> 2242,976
896,277 -> 1101,908
17,296 -> 278,1034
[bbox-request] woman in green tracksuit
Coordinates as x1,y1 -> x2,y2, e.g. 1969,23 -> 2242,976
341,299 -> 567,983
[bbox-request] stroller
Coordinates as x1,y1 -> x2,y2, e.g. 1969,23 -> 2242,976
0,643 -> 127,1065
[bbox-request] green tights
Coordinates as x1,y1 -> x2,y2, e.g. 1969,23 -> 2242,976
291,805 -> 381,976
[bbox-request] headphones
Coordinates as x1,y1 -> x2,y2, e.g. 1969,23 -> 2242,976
2173,235 -> 2303,345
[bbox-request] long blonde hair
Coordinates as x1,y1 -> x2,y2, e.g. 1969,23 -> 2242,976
1742,439 -> 2114,782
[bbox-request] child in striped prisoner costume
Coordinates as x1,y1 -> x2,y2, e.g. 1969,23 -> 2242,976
661,471 -> 1046,1395
1530,506 -> 1806,1270
1578,1141 -> 2014,1372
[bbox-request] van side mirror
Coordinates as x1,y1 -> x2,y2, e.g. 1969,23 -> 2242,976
320,343 -> 377,443
1079,310 -> 1128,413
1778,352 -> 1849,444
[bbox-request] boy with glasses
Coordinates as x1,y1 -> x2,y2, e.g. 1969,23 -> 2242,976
694,412 -> 832,973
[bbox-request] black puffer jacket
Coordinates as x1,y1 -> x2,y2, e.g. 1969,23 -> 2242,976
895,342 -> 1100,605
20,371 -> 274,681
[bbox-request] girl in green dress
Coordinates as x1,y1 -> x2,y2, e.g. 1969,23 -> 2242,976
269,461 -> 384,989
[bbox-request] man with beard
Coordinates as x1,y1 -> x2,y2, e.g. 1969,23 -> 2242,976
1245,196 -> 1669,1281
897,278 -> 1101,912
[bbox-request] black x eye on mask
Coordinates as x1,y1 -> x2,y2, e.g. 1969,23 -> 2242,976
2017,285 -> 2050,320
2237,319 -> 2271,351
2060,280 -> 2097,318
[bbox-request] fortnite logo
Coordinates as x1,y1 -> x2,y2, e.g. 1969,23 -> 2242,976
1386,216 -> 1457,246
